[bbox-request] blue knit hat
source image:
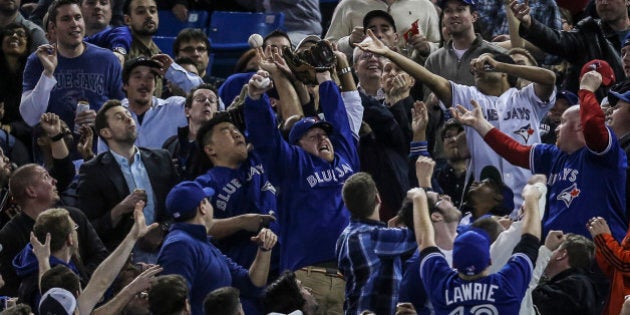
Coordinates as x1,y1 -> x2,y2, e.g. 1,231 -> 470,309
453,228 -> 491,276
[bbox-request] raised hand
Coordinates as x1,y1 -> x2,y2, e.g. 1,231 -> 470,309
587,216 -> 611,237
125,264 -> 163,296
544,230 -> 565,251
509,0 -> 532,28
250,228 -> 277,251
40,112 -> 63,137
130,200 -> 159,240
470,53 -> 499,74
151,54 -> 174,76
415,155 -> 436,188
30,231 -> 51,263
411,100 -> 429,137
36,44 -> 57,76
450,100 -> 484,127
349,26 -> 366,46
247,70 -> 273,100
77,125 -> 94,161
579,70 -> 602,93
354,29 -> 391,57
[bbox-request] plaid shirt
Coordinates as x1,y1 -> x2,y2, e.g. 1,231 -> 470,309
336,218 -> 416,314
476,0 -> 562,39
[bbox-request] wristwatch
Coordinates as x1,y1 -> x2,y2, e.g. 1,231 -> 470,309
113,47 -> 127,55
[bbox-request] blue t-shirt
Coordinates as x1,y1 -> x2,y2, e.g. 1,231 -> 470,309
531,128 -> 628,242
22,42 -> 124,131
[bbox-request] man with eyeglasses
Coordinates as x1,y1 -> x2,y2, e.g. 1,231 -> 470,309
0,164 -> 107,297
162,83 -> 219,180
174,28 -> 223,87
97,57 -> 191,152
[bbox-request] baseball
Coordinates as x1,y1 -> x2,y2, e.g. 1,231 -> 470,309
248,34 -> 264,48
252,77 -> 271,89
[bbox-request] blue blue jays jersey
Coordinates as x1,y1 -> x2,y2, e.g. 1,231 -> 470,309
531,128 -> 628,242
420,247 -> 533,315
195,153 -> 279,268
244,81 -> 359,271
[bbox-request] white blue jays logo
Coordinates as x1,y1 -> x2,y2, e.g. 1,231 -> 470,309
513,123 -> 535,143
557,182 -> 581,208
261,181 -> 277,194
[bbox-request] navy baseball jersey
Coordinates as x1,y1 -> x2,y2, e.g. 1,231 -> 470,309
531,128 -> 627,242
420,247 -> 533,315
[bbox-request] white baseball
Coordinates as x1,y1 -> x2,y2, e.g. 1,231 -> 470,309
248,34 -> 264,48
252,77 -> 271,89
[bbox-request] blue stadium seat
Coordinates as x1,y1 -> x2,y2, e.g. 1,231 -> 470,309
153,36 -> 176,57
157,10 -> 209,37
208,11 -> 285,51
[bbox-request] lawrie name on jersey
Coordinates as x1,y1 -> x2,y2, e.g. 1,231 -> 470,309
445,283 -> 498,305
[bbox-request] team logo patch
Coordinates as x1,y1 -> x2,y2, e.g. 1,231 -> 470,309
261,181 -> 277,194
557,182 -> 581,208
513,123 -> 535,143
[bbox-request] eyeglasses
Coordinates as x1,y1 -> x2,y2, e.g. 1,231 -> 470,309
193,95 -> 218,104
3,29 -> 26,38
180,46 -> 207,54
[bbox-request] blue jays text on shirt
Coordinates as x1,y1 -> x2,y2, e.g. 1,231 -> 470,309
482,107 -> 532,121
548,167 -> 581,208
306,163 -> 353,188
55,71 -> 106,94
214,164 -> 276,211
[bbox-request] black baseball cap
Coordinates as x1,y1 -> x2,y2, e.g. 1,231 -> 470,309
363,10 -> 397,33
438,0 -> 477,9
122,56 -> 162,84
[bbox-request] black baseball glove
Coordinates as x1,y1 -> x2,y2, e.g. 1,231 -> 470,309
283,40 -> 337,85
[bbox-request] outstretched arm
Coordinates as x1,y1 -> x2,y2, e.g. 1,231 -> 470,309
472,53 -> 555,100
410,187 -> 434,251
78,201 -> 158,315
578,71 -> 609,153
451,100 -> 532,168
355,29 -> 452,107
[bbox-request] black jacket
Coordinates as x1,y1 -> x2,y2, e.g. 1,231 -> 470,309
0,207 -> 108,297
532,268 -> 599,315
520,17 -> 626,97
162,126 -> 205,181
77,148 -> 178,251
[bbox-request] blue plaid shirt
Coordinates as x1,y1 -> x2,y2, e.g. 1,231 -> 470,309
476,0 -> 562,39
336,218 -> 416,314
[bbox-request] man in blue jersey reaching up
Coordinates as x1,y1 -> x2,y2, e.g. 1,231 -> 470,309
413,174 -> 545,314
244,68 -> 359,314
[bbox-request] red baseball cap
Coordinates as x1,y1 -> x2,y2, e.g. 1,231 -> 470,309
579,59 -> 616,87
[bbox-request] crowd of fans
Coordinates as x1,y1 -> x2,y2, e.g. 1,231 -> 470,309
0,0 -> 629,314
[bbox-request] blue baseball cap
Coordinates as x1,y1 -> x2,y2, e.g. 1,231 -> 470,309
288,117 -> 333,144
556,90 -> 578,106
438,0 -> 477,9
453,228 -> 491,276
609,90 -> 630,106
166,181 -> 215,221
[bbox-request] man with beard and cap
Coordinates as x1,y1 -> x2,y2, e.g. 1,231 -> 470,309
96,56 -> 199,152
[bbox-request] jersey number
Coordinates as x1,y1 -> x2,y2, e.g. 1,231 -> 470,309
448,304 -> 499,315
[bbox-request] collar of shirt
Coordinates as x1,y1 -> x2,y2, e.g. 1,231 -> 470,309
110,146 -> 141,166
350,217 -> 386,226
357,84 -> 386,102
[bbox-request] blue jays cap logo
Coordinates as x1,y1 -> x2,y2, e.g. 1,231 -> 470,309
557,182 -> 581,208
